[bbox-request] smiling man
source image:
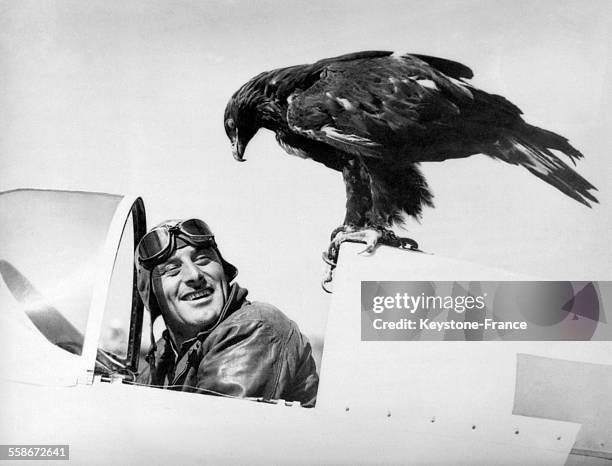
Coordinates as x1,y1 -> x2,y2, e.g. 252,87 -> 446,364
135,219 -> 319,407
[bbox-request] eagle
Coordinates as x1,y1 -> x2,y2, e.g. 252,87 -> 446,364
224,51 -> 598,279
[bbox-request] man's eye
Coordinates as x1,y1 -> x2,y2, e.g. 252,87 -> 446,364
162,265 -> 181,276
194,255 -> 211,265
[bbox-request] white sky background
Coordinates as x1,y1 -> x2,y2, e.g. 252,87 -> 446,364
1,0 -> 611,338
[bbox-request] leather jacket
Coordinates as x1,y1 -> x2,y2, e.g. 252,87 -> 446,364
137,283 -> 319,407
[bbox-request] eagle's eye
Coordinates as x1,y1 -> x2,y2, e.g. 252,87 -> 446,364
225,118 -> 236,134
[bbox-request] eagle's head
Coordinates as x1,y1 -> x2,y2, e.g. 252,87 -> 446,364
225,72 -> 283,162
224,77 -> 271,162
224,97 -> 254,162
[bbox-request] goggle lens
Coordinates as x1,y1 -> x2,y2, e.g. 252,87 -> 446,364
179,219 -> 212,238
138,229 -> 171,259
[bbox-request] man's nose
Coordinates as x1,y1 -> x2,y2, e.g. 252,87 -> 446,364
182,260 -> 205,285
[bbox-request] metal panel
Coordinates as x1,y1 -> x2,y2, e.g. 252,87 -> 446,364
514,354 -> 612,459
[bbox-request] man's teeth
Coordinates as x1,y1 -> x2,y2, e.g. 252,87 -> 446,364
184,289 -> 212,301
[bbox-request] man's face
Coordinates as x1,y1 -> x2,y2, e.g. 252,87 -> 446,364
153,244 -> 229,341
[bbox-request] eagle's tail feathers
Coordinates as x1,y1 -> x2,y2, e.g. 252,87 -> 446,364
493,134 -> 598,207
522,123 -> 585,165
525,165 -> 597,207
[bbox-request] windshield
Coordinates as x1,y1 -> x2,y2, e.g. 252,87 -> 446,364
0,189 -> 122,364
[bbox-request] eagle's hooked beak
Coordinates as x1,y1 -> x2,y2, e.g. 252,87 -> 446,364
232,141 -> 245,162
231,129 -> 246,162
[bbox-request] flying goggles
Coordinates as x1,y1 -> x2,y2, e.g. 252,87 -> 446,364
137,219 -> 217,270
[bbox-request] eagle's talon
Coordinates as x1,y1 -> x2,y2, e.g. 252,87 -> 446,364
329,225 -> 349,242
321,250 -> 337,267
399,238 -> 419,250
357,242 -> 377,255
375,229 -> 420,251
321,278 -> 333,293
321,268 -> 334,294
321,249 -> 337,293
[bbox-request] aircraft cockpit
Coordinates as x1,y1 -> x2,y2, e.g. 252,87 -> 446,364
0,189 -> 146,387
